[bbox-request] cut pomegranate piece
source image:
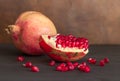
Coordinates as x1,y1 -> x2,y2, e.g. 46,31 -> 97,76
39,34 -> 89,62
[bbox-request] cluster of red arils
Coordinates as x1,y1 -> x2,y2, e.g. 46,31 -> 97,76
17,56 -> 39,72
49,60 -> 90,73
17,56 -> 109,73
49,57 -> 109,73
87,57 -> 109,66
55,34 -> 89,50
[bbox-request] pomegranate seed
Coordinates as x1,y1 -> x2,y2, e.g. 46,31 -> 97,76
78,44 -> 84,49
68,34 -> 74,38
56,39 -> 62,44
87,58 -> 96,64
73,62 -> 79,68
103,58 -> 109,63
72,37 -> 77,41
56,66 -> 62,71
56,63 -> 69,72
49,60 -> 56,66
75,41 -> 80,47
84,66 -> 90,73
31,66 -> 39,72
59,63 -> 66,67
62,66 -> 69,72
17,56 -> 24,62
61,43 -> 66,48
68,65 -> 75,71
78,62 -> 90,73
23,61 -> 32,68
79,41 -> 84,45
67,61 -> 73,66
99,60 -> 105,66
72,42 -> 76,47
65,40 -> 69,45
81,62 -> 87,66
68,42 -> 72,47
78,64 -> 86,71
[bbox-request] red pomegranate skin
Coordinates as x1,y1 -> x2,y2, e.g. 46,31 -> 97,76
39,36 -> 86,62
7,11 -> 57,55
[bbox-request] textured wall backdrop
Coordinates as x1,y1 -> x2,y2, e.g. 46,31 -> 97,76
0,0 -> 120,44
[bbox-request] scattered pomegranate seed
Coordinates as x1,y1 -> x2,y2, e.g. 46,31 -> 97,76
49,60 -> 56,66
78,62 -> 90,73
23,61 -> 32,68
17,56 -> 24,62
62,66 -> 69,72
31,66 -> 39,72
103,58 -> 109,63
59,63 -> 66,67
84,66 -> 90,73
67,61 -> 73,66
99,60 -> 105,66
73,62 -> 79,68
56,63 -> 69,72
87,58 -> 96,64
81,62 -> 87,66
56,65 -> 62,71
68,64 -> 75,71
78,63 -> 86,71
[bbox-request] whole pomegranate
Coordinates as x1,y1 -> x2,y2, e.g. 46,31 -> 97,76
39,34 -> 89,62
6,11 -> 57,55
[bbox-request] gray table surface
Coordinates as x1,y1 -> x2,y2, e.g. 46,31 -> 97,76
0,44 -> 119,81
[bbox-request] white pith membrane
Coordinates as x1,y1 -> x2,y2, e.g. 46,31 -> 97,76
42,34 -> 89,54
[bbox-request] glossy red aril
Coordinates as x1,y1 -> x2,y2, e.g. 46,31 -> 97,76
67,62 -> 75,70
31,66 -> 39,72
78,62 -> 86,70
68,64 -> 75,71
59,63 -> 66,67
61,66 -> 69,72
23,61 -> 32,68
84,66 -> 90,73
49,60 -> 56,66
39,34 -> 89,62
99,60 -> 105,66
67,62 -> 73,66
103,58 -> 109,63
56,65 -> 62,71
73,62 -> 79,68
87,58 -> 96,64
17,56 -> 24,62
78,62 -> 90,73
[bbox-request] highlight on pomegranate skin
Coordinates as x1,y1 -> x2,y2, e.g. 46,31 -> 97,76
39,34 -> 89,62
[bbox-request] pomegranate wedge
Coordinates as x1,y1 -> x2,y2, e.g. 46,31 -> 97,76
39,34 -> 89,62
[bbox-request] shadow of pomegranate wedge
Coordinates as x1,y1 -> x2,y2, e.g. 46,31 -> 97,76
39,34 -> 89,62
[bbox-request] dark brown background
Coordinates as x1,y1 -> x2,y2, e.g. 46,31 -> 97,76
0,0 -> 120,44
